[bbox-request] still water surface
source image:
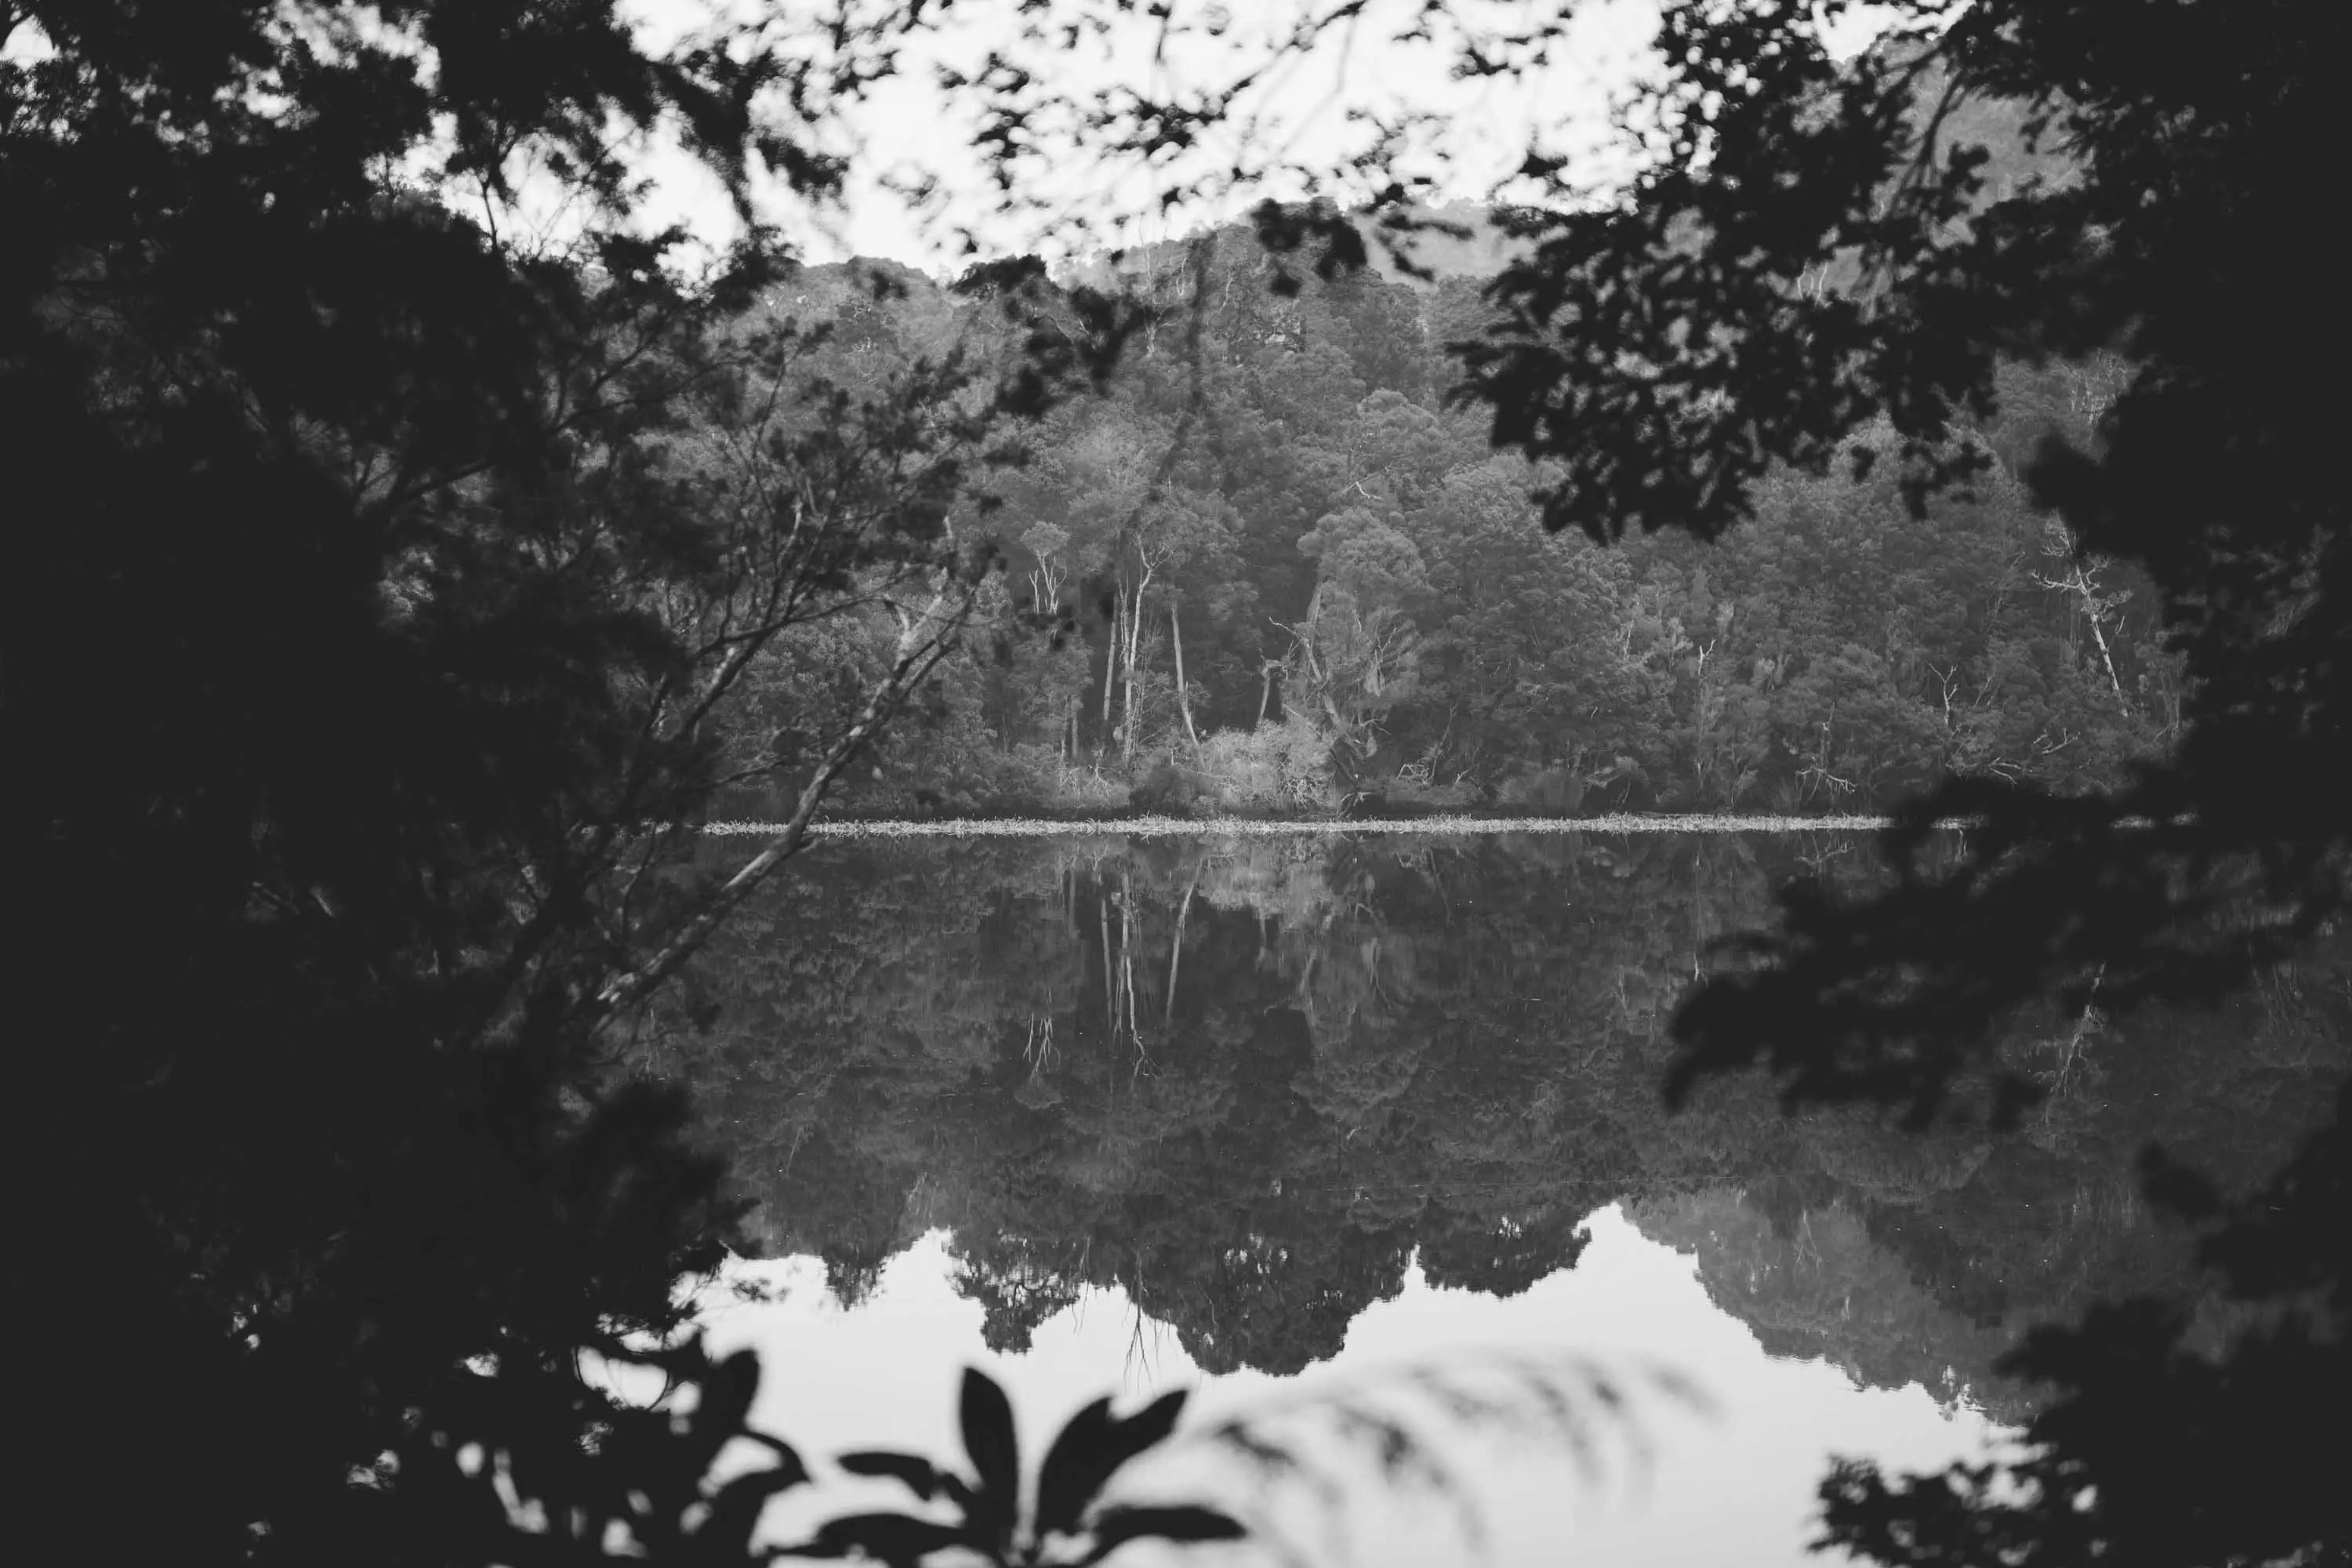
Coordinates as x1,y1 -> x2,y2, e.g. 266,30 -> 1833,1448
654,830 -> 2345,1565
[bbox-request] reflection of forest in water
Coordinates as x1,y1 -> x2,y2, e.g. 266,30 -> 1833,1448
653,833 -> 2349,1420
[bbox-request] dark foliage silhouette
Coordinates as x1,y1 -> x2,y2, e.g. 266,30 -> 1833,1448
1816,1082 -> 2351,1568
1428,3 -> 2352,1563
785,1368 -> 1241,1568
770,1353 -> 1694,1568
1449,0 -> 2352,1082
2,3 -> 1005,1562
372,1338 -> 812,1567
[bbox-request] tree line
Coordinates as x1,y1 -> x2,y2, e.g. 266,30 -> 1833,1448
725,224 -> 2180,818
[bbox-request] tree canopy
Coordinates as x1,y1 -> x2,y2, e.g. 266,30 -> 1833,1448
1446,4 -> 2350,1561
4,2 -> 1002,1561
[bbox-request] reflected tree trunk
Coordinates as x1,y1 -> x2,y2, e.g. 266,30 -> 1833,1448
1165,859 -> 1200,1027
1098,884 -> 1116,1040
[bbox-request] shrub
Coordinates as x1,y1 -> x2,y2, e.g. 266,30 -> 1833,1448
1196,715 -> 1340,814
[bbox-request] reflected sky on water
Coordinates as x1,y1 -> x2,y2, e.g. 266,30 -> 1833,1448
653,830 -> 2345,1564
696,1210 -> 2001,1567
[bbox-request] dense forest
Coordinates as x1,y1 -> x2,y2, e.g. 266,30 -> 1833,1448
655,835 -> 2347,1408
724,213 -> 2179,818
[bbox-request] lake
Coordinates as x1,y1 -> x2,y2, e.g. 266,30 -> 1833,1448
648,828 -> 2347,1566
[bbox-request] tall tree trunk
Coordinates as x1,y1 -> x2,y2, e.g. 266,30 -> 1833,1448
1294,633 -> 1352,751
1170,601 -> 1200,756
2074,571 -> 2129,715
1122,585 -> 1142,769
1100,592 -> 1120,731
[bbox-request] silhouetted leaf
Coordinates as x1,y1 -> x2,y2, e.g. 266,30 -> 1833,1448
793,1512 -> 974,1566
1035,1397 -> 1116,1536
1037,1390 -> 1191,1537
699,1461 -> 810,1558
1076,1504 -> 1248,1564
696,1350 -> 761,1442
958,1367 -> 1022,1541
838,1450 -> 952,1501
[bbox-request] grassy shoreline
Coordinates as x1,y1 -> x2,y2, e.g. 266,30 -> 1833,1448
701,812 -> 1931,838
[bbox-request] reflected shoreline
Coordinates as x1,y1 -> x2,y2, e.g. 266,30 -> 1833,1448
704,813 -> 1941,837
659,831 -> 2346,1414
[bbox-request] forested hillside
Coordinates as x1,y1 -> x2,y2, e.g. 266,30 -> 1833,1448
725,219 -> 2178,818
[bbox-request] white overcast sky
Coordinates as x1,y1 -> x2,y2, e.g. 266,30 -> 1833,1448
2,2 -> 1896,274
619,0 -> 1898,276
